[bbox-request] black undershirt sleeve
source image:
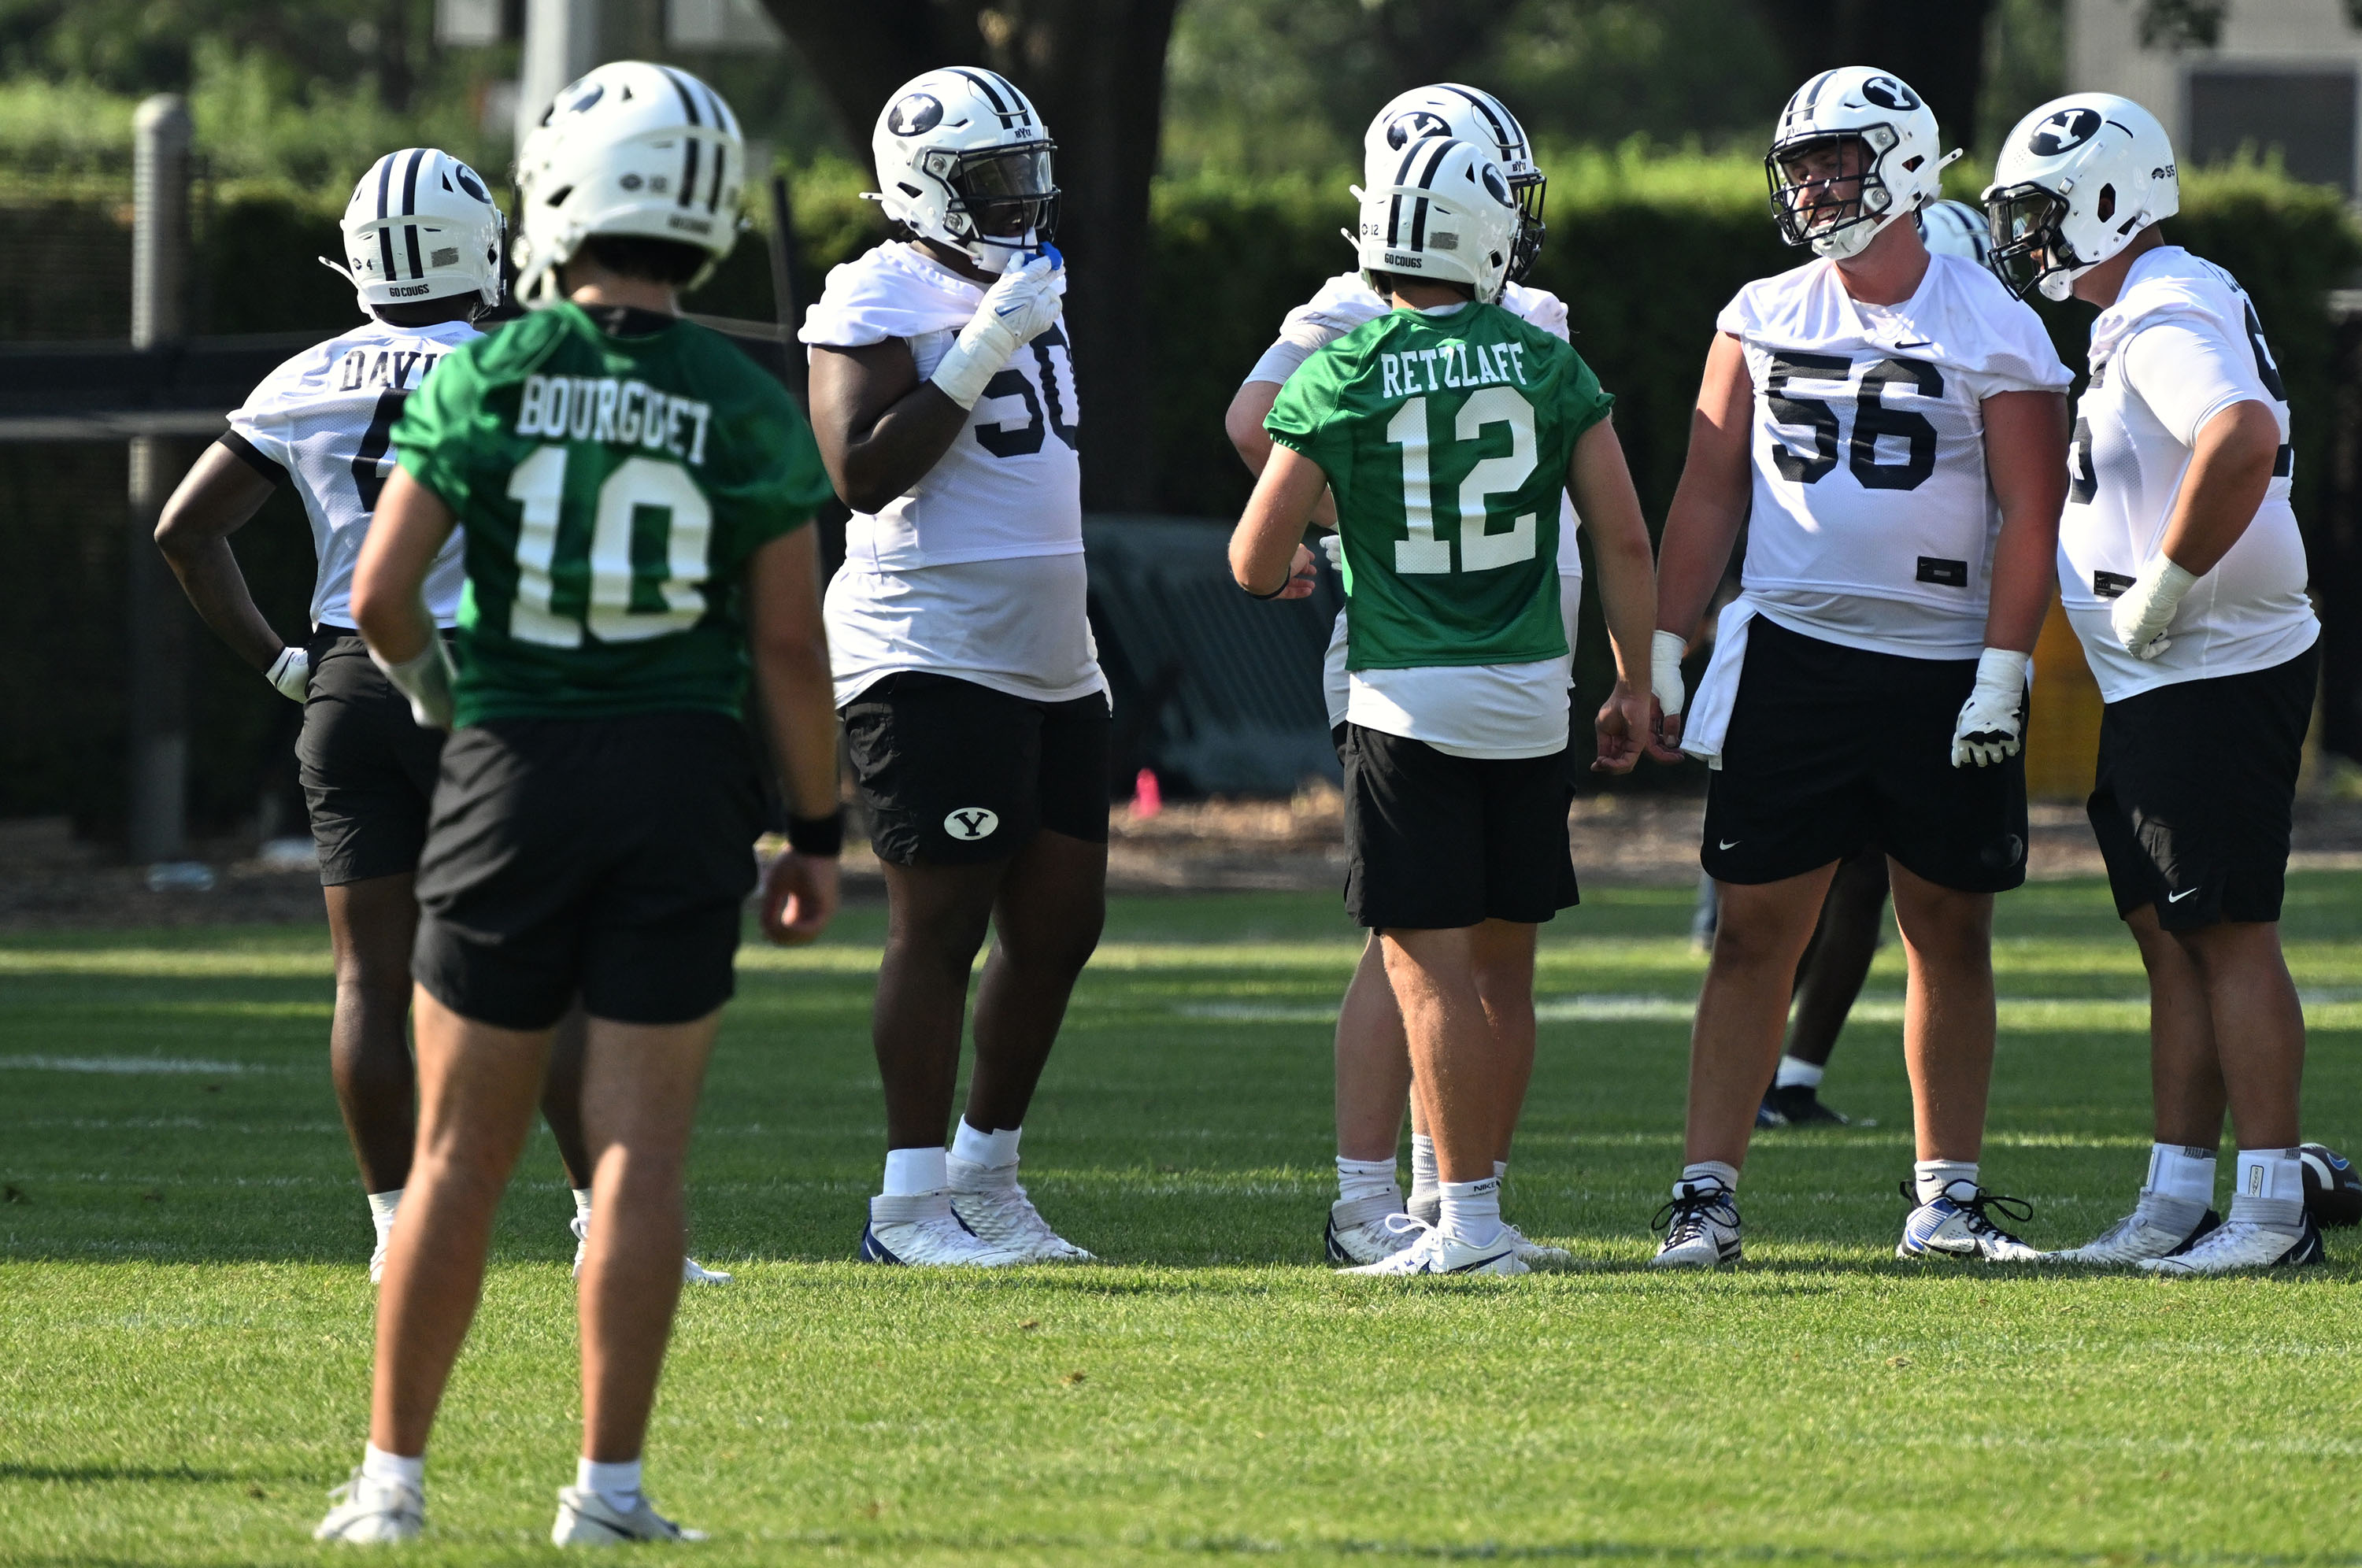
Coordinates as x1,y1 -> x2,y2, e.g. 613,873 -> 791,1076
219,429 -> 289,488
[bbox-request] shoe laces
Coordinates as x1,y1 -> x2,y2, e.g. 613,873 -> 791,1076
1903,1179 -> 2032,1243
1653,1183 -> 1736,1241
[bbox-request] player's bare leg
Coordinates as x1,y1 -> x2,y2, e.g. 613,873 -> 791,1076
1335,937 -> 1412,1164
1346,921 -> 1532,1274
324,875 -> 421,1194
574,1011 -> 721,1461
546,1005 -> 733,1286
1765,849 -> 1887,1125
369,987 -> 554,1458
964,828 -> 1106,1133
1681,867 -> 1834,1170
2173,923 -> 2303,1150
1886,861 -> 2038,1260
873,860 -> 1003,1148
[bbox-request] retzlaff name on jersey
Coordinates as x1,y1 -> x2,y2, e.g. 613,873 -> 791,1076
1720,253 -> 2070,651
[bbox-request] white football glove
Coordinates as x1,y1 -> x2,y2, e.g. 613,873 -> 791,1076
370,638 -> 457,731
1649,630 -> 1687,721
929,250 -> 1064,410
1951,647 -> 2030,768
264,645 -> 310,702
2110,554 -> 2199,660
1316,531 -> 1343,571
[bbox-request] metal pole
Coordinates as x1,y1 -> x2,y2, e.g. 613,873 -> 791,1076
765,172 -> 806,408
127,94 -> 191,868
516,0 -> 601,157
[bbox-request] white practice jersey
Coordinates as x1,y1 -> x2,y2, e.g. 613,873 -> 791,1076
226,318 -> 477,629
1722,253 -> 2071,658
2058,246 -> 2317,701
801,242 -> 1101,708
1247,271 -> 1585,582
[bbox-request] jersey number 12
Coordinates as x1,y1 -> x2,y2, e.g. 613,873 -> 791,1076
1385,388 -> 1540,575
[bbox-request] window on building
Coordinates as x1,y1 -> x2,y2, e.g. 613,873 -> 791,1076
2187,67 -> 2358,194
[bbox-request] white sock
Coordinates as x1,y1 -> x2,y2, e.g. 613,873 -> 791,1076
1677,1160 -> 1738,1197
361,1444 -> 423,1491
1437,1176 -> 1503,1247
366,1189 -> 403,1237
949,1119 -> 1021,1169
572,1186 -> 594,1219
576,1455 -> 641,1514
1774,1056 -> 1824,1091
2231,1147 -> 2305,1233
1335,1156 -> 1399,1206
1492,1159 -> 1508,1182
881,1146 -> 948,1197
1409,1134 -> 1439,1204
1914,1159 -> 1978,1206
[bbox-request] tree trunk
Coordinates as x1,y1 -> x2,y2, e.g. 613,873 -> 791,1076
757,0 -> 1183,511
1746,2 -> 1995,153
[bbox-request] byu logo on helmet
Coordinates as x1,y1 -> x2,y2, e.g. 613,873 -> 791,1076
1386,109 -> 1452,150
1860,76 -> 1918,111
944,808 -> 1001,841
887,93 -> 944,136
2031,107 -> 2101,156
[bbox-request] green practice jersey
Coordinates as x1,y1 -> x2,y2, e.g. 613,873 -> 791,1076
1266,301 -> 1612,671
393,301 -> 835,726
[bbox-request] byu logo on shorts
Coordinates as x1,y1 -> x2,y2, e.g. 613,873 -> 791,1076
944,807 -> 1000,841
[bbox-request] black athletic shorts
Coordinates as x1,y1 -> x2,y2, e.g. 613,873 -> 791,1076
295,629 -> 447,886
842,672 -> 1111,866
1342,723 -> 1579,930
1702,617 -> 2027,893
2088,643 -> 2317,930
412,712 -> 763,1031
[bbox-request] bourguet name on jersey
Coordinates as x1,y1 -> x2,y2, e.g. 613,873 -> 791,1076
1378,339 -> 1535,400
516,373 -> 714,467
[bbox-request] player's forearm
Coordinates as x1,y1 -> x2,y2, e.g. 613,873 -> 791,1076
1979,390 -> 2068,653
350,469 -> 454,665
1230,447 -> 1327,595
2157,400 -> 2279,578
1653,481 -> 1744,640
1979,514 -> 2055,653
754,638 -> 841,822
160,536 -> 286,672
1565,422 -> 1658,689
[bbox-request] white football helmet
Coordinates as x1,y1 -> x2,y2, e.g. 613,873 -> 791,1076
1916,198 -> 1991,265
871,68 -> 1057,276
1361,83 -> 1545,280
1766,66 -> 1954,260
1985,94 -> 2179,301
328,147 -> 503,316
1354,137 -> 1522,304
512,61 -> 745,305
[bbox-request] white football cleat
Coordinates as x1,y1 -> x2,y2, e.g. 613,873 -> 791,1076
313,1470 -> 424,1544
1324,1194 -> 1420,1265
568,1213 -> 733,1285
1498,1220 -> 1572,1270
946,1156 -> 1094,1262
1649,1182 -> 1742,1268
550,1485 -> 706,1546
2047,1202 -> 2219,1265
859,1192 -> 1025,1267
1342,1222 -> 1527,1277
1897,1182 -> 2042,1262
2139,1215 -> 2325,1276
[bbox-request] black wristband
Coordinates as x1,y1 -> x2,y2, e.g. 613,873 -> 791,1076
784,809 -> 846,857
1241,575 -> 1290,601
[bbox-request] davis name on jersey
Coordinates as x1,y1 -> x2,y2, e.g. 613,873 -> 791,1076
1721,253 -> 2071,655
2058,246 -> 2317,700
799,241 -> 1080,571
228,318 -> 478,631
1249,270 -> 1583,579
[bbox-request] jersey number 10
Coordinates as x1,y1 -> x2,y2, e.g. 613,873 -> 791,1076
502,445 -> 713,648
1384,387 -> 1541,575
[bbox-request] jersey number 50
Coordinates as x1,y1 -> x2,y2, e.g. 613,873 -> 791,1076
1385,387 -> 1541,575
502,446 -> 712,648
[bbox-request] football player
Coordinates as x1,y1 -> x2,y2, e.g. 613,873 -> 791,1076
315,64 -> 842,1543
1224,85 -> 1598,1267
154,149 -> 727,1286
1987,96 -> 2328,1272
1648,68 -> 2072,1266
802,68 -> 1104,1266
1753,196 -> 1997,1132
1230,136 -> 1664,1277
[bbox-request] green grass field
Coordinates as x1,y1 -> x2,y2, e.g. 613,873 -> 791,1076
3,875 -> 2360,1566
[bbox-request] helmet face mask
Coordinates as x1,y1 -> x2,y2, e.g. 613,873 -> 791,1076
1767,129 -> 1895,250
1983,183 -> 2077,298
924,142 -> 1059,253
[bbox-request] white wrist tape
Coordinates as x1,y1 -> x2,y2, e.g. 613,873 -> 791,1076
265,645 -> 311,702
1970,646 -> 2031,701
370,638 -> 457,731
1650,630 -> 1689,717
928,332 -> 1009,411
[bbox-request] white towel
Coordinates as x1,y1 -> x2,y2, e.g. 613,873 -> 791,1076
1679,595 -> 1761,771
